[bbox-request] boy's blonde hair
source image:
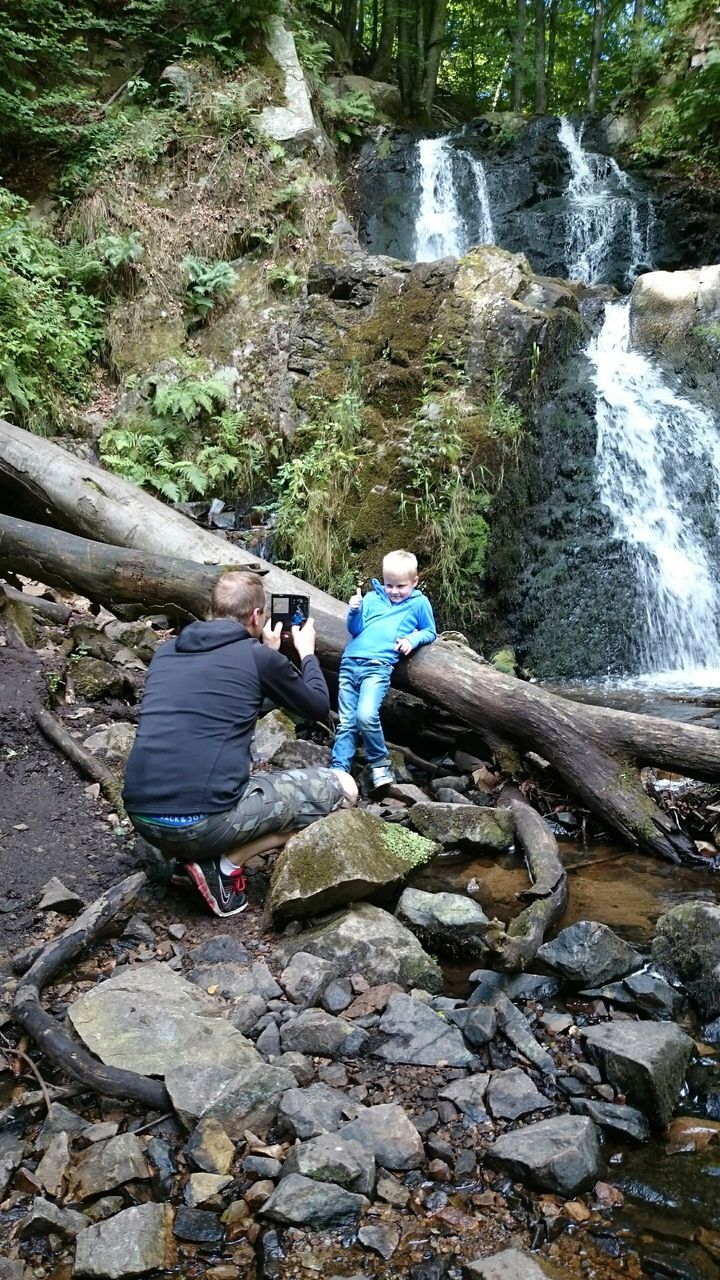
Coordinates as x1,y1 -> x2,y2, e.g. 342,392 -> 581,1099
382,549 -> 418,579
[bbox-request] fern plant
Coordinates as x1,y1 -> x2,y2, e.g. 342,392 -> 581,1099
182,256 -> 238,320
152,373 -> 231,421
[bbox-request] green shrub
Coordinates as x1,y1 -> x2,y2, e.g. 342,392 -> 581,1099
182,256 -> 238,320
317,85 -> 376,145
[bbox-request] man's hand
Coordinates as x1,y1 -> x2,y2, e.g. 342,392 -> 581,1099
293,617 -> 316,660
263,619 -> 283,650
348,590 -> 362,611
395,636 -> 414,656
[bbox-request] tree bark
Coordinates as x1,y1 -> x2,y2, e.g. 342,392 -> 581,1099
533,0 -> 546,113
546,0 -> 559,100
587,0 -> 603,112
511,0 -> 526,111
420,0 -> 448,121
372,0 -> 398,80
3,505 -> 720,869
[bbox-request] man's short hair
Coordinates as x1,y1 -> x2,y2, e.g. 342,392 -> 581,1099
209,571 -> 266,623
383,549 -> 418,579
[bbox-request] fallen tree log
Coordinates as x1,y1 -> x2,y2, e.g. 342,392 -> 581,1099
14,873 -> 171,1111
35,707 -> 125,813
491,788 -> 568,971
1,423 -> 720,867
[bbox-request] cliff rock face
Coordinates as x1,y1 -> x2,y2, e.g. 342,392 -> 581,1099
630,265 -> 720,404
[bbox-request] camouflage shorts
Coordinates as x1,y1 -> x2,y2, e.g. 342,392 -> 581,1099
129,767 -> 346,861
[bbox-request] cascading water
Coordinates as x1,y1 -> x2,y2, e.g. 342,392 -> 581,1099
413,136 -> 494,262
588,302 -> 720,680
558,117 -> 654,287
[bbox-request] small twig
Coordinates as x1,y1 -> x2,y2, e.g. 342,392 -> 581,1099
0,1031 -> 52,1114
386,740 -> 441,777
132,1111 -> 174,1135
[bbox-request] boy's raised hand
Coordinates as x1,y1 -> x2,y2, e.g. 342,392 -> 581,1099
348,589 -> 363,611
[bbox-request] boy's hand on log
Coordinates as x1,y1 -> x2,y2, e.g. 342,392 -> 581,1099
263,620 -> 283,650
395,637 -> 413,656
348,590 -> 362,610
293,617 -> 316,660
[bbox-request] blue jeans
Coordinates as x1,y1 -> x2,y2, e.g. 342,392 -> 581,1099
331,657 -> 393,772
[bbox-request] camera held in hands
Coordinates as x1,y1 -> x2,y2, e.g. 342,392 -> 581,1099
271,594 -> 310,638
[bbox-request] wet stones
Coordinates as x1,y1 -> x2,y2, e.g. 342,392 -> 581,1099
74,1203 -> 176,1277
406,803 -> 514,850
582,1020 -> 693,1127
537,921 -> 642,986
438,1073 -> 490,1122
486,1068 -> 553,1121
260,1172 -> 369,1227
652,901 -> 720,1019
488,1115 -> 602,1196
375,993 -> 475,1067
395,887 -> 491,956
339,1102 -> 425,1170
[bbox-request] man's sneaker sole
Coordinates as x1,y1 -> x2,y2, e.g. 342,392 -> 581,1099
185,862 -> 248,917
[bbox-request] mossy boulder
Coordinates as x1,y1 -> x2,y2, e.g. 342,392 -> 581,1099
251,709 -> 296,763
72,658 -> 126,701
273,902 -> 443,993
269,808 -> 439,923
407,803 -> 514,851
630,265 -> 720,402
651,901 -> 720,1018
0,595 -> 35,647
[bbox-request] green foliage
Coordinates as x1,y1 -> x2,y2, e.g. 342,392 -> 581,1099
317,85 -> 376,145
272,380 -> 365,596
182,255 -> 238,319
266,262 -> 304,295
634,48 -> 720,165
0,187 -> 103,428
288,9 -> 332,82
58,107 -> 176,199
100,370 -> 272,502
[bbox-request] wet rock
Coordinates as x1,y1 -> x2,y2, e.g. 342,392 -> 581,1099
69,962 -> 260,1075
67,1134 -> 150,1200
322,977 -> 354,1014
493,994 -> 556,1074
18,1197 -> 89,1239
582,1020 -> 693,1127
166,1061 -> 296,1137
281,1133 -> 375,1196
184,1173 -> 233,1206
269,809 -> 438,922
652,901 -> 720,1018
455,1004 -> 497,1047
83,723 -> 136,769
278,1083 -> 362,1140
407,803 -> 514,850
146,1138 -> 176,1198
704,1016 -> 720,1045
280,1008 -> 370,1058
173,1206 -> 224,1244
486,1068 -> 553,1120
252,708 -> 296,760
375,993 -> 474,1067
74,1203 -> 176,1277
189,935 -> 250,965
464,1246 -> 573,1279
243,1154 -> 283,1178
36,1102 -> 87,1149
339,1102 -> 424,1169
376,1171 -> 410,1206
488,1115 -> 601,1196
358,1222 -> 400,1258
273,903 -> 443,993
272,1051 -> 314,1084
228,993 -> 267,1035
280,952 -> 334,1006
505,974 -> 562,1001
396,887 -> 491,956
438,1073 -> 490,1122
188,959 -> 281,1001
580,970 -> 682,1019
184,1118 -> 235,1175
537,921 -> 642,985
260,1172 -> 369,1226
35,1131 -> 70,1196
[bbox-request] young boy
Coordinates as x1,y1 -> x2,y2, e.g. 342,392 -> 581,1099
331,549 -> 437,790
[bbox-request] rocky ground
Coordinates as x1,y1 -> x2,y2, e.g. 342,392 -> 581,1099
1,584 -> 719,1280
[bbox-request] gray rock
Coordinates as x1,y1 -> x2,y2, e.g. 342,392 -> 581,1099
269,809 -> 438,923
184,1173 -> 232,1206
322,977 -> 353,1014
580,971 -> 682,1019
464,1246 -> 573,1280
0,1131 -> 25,1197
69,962 -> 260,1076
184,1118 -> 235,1175
83,723 -> 136,769
339,1102 -> 424,1170
228,993 -> 267,1035
36,1102 -> 87,1149
122,915 -> 157,946
493,994 -> 556,1075
189,935 -> 250,965
35,1131 -> 70,1196
357,1222 -> 400,1259
438,1073 -> 490,1122
0,1263 -> 26,1280
569,1098 -> 650,1142
488,1115 -> 601,1196
486,1068 -> 553,1120
704,1016 -> 720,1044
280,1008 -> 369,1058
280,952 -> 334,1006
251,708 -> 296,761
537,921 -> 642,985
652,900 -> 720,1018
281,1133 -> 375,1197
256,19 -> 320,152
272,1051 -> 314,1085
582,1020 -> 693,1127
18,1197 -> 89,1239
278,1083 -> 362,1139
271,739 -> 330,769
84,1196 -> 126,1224
461,1005 -> 498,1047
67,1134 -> 150,1200
243,1154 -> 283,1178
260,1172 -> 368,1226
407,803 -> 514,850
38,876 -> 84,914
159,63 -> 194,105
188,959 -> 281,1002
74,1203 -> 176,1277
173,1206 -> 223,1243
376,993 -> 474,1067
396,887 -> 491,956
166,1060 -> 296,1136
256,1022 -> 282,1057
273,903 -> 443,993
467,970 -> 508,1004
328,74 -> 402,121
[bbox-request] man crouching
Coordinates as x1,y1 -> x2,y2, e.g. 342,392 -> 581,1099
123,570 -> 357,917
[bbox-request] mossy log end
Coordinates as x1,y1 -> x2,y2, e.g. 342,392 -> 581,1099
1,418 -> 719,868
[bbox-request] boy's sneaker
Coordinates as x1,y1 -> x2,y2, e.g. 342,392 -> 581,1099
369,762 -> 395,792
186,861 -> 248,917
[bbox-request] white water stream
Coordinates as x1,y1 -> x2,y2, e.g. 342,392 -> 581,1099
414,136 -> 494,262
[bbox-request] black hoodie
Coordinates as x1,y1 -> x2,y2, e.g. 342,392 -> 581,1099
122,619 -> 330,815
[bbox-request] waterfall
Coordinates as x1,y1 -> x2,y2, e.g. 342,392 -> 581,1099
414,136 -> 494,263
589,300 -> 720,678
558,117 -> 654,287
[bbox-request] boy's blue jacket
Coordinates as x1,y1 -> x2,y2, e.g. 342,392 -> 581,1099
342,578 -> 437,665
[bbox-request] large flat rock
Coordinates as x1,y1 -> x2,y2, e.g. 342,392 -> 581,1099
407,803 -> 514,850
488,1115 -> 601,1196
74,1203 -> 176,1277
68,963 -> 260,1077
582,1020 -> 692,1127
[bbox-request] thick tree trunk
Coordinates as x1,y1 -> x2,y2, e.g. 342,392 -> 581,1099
511,0 -> 526,111
546,0 -> 559,100
533,0 -> 546,113
420,0 -> 448,121
3,506 -> 720,869
587,0 -> 603,111
372,0 -> 397,78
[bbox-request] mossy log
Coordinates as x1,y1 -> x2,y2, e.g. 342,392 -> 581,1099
1,420 -> 720,868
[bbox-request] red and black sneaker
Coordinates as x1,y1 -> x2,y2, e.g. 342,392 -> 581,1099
185,861 -> 248,917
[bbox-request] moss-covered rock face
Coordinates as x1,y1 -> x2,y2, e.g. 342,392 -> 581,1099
72,657 -> 126,701
651,901 -> 720,1019
269,808 -> 439,923
406,802 -> 514,850
630,266 -> 720,408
